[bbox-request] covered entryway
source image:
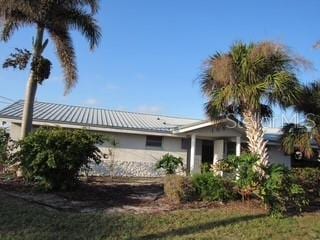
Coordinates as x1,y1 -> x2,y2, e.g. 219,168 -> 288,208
173,119 -> 245,174
202,140 -> 213,165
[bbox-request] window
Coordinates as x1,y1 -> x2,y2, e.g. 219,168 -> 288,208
226,142 -> 236,155
181,138 -> 190,150
146,136 -> 162,147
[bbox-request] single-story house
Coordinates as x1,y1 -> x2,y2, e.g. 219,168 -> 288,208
0,100 -> 290,177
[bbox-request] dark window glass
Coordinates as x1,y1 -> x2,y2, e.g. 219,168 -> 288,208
227,142 -> 236,155
146,136 -> 162,147
181,138 -> 190,150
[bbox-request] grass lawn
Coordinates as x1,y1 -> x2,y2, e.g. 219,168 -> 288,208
0,192 -> 320,240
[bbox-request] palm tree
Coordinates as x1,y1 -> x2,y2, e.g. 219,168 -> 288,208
201,42 -> 302,168
280,81 -> 320,158
0,0 -> 101,138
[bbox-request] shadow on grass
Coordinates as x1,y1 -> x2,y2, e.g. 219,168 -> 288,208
133,213 -> 267,240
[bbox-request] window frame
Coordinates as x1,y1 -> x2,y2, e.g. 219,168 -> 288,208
146,135 -> 163,147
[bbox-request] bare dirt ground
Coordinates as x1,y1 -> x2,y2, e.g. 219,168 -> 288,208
0,175 -> 264,214
0,175 -> 167,213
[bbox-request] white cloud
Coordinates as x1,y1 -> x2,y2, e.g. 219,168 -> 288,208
83,98 -> 99,106
136,105 -> 162,114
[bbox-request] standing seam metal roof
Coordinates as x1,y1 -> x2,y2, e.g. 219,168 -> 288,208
0,101 -> 201,133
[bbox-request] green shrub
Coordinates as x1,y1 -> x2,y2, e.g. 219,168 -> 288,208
164,175 -> 195,203
192,172 -> 236,202
200,163 -> 211,173
156,153 -> 183,174
11,127 -> 104,190
213,154 -> 260,200
292,168 -> 320,201
212,154 -> 308,215
259,164 -> 308,215
0,128 -> 9,163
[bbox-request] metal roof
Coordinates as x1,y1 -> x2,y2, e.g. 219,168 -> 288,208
0,100 -> 200,133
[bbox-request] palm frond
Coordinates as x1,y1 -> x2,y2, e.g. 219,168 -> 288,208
48,26 -> 77,93
57,8 -> 101,50
280,123 -> 314,158
65,0 -> 100,14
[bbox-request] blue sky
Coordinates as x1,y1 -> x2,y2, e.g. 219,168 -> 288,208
0,0 -> 319,121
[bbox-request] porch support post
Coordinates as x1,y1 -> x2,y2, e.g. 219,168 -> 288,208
236,136 -> 241,157
213,139 -> 224,164
190,133 -> 196,174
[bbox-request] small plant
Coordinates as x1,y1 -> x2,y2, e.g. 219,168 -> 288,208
156,153 -> 183,175
10,127 -> 104,190
164,175 -> 195,203
192,172 -> 236,202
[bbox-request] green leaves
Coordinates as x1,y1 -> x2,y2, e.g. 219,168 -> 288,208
192,172 -> 235,202
156,153 -> 183,175
259,164 -> 308,215
3,48 -> 32,70
0,0 -> 101,92
0,128 -> 9,163
11,127 -> 105,190
201,41 -> 302,118
280,123 -> 314,159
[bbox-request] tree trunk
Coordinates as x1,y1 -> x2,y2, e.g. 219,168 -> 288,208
20,27 -> 45,138
243,110 -> 269,168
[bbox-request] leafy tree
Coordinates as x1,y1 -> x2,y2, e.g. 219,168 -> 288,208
0,0 -> 101,138
201,42 -> 302,169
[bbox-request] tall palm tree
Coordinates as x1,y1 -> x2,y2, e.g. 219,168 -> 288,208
201,42 -> 302,168
0,0 -> 101,138
280,81 -> 320,158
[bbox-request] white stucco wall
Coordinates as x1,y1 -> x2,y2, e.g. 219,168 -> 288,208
7,121 -> 292,176
8,122 -> 188,177
93,132 -> 188,177
268,145 -> 291,168
10,123 -> 21,141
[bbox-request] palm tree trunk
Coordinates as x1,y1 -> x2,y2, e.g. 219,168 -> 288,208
243,110 -> 269,168
21,27 -> 45,138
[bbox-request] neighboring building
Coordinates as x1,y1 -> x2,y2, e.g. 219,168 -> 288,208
0,101 -> 291,177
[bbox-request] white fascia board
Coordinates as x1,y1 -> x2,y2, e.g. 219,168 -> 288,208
173,120 -> 220,134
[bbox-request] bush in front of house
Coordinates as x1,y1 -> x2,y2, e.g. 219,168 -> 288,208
164,175 -> 195,203
0,128 -> 9,163
212,154 -> 260,200
11,127 -> 104,190
291,167 -> 320,201
156,153 -> 183,175
211,153 -> 308,215
192,172 -> 236,202
259,164 -> 308,215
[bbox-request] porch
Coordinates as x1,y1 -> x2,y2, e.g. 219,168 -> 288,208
173,119 -> 246,174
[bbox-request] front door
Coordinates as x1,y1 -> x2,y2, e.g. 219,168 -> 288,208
202,140 -> 214,164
